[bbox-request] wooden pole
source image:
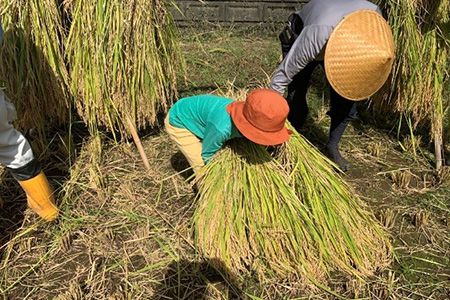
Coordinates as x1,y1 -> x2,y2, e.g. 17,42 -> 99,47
435,130 -> 444,170
433,109 -> 445,170
126,115 -> 151,171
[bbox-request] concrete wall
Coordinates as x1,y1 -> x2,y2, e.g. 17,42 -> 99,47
171,0 -> 309,25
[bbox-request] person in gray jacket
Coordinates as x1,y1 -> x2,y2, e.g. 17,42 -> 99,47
270,0 -> 394,171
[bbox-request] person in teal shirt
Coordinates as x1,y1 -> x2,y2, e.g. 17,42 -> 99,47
165,89 -> 290,172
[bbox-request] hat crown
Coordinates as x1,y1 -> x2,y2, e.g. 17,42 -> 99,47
243,89 -> 289,133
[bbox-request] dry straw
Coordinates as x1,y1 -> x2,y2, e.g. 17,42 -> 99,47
65,0 -> 182,138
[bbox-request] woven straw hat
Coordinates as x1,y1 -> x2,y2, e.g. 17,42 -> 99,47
324,10 -> 394,101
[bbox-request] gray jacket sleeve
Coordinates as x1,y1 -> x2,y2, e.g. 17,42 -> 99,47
269,25 -> 333,95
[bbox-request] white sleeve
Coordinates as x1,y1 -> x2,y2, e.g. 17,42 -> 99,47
0,91 -> 34,169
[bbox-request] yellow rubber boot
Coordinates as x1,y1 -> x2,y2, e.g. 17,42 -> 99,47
18,171 -> 58,221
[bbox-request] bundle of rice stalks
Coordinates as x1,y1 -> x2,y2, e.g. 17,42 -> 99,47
276,126 -> 393,278
374,0 -> 449,168
193,135 -> 392,287
65,0 -> 182,137
0,0 -> 70,152
190,85 -> 392,291
192,139 -> 327,284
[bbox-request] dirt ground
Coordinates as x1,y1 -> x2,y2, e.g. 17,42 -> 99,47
0,25 -> 449,299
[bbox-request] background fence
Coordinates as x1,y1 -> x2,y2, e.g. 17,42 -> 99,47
171,0 -> 310,25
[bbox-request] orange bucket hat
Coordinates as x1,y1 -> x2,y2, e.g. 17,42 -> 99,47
324,10 -> 395,101
226,89 -> 290,146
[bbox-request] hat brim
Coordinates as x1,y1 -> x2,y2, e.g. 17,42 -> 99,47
226,101 -> 289,146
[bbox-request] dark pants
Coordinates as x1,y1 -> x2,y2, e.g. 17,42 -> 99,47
282,45 -> 357,137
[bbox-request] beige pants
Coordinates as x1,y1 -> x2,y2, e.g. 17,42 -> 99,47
165,114 -> 205,173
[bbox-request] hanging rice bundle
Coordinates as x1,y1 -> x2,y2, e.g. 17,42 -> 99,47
374,0 -> 449,167
374,0 -> 449,123
0,0 -> 70,151
65,0 -> 181,137
192,139 -> 327,284
276,126 -> 393,278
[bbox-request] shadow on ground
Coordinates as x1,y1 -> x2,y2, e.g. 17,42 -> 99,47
170,151 -> 194,181
154,258 -> 243,300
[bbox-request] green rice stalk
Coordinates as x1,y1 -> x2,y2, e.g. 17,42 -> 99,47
0,0 -> 70,153
192,139 -> 327,284
65,0 -> 182,138
276,125 -> 393,278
